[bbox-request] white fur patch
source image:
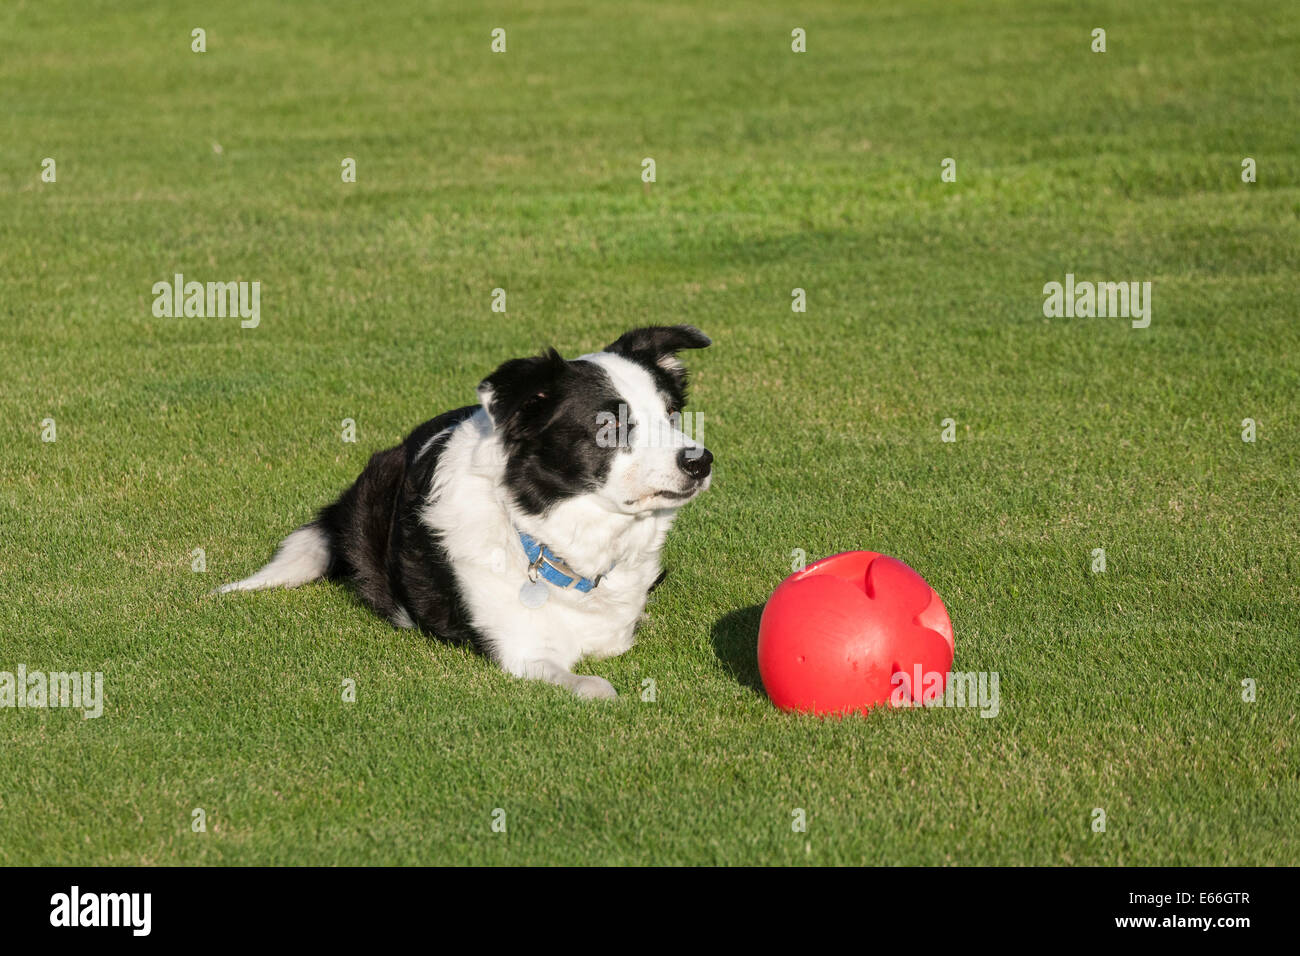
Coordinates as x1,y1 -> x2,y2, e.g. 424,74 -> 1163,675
413,425 -> 454,463
217,525 -> 330,593
579,352 -> 709,513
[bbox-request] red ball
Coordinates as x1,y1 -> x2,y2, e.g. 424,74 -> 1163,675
757,551 -> 954,716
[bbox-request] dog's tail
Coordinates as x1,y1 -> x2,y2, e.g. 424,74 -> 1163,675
215,523 -> 331,594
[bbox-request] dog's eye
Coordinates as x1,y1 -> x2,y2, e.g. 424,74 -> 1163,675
665,406 -> 679,418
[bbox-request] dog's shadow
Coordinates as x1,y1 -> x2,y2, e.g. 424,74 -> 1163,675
709,603 -> 767,695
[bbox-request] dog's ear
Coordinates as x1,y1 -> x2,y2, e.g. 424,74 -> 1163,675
477,348 -> 567,434
604,325 -> 711,380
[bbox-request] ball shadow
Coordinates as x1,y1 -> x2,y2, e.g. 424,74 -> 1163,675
709,603 -> 767,695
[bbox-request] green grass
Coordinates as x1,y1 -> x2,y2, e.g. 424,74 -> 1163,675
2,0 -> 1298,865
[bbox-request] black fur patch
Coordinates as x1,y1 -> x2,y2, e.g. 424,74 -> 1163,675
479,350 -> 625,515
603,324 -> 711,413
316,405 -> 483,648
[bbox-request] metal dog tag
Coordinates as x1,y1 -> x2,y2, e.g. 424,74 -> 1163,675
519,578 -> 550,609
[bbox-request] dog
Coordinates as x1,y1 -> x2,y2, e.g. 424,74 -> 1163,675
218,326 -> 713,698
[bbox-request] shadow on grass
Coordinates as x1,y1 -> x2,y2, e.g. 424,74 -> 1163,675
710,603 -> 767,695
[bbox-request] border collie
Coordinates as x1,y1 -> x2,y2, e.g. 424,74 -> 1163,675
218,326 -> 713,698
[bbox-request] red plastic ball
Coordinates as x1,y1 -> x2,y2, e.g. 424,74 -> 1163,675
757,551 -> 954,716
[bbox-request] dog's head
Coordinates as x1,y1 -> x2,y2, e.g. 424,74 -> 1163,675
478,325 -> 712,516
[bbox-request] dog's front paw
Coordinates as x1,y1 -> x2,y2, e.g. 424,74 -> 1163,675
571,675 -> 617,700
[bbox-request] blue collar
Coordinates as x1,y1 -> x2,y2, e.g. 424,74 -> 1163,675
517,532 -> 610,593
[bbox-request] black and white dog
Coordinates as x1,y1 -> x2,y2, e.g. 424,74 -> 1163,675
219,326 -> 713,698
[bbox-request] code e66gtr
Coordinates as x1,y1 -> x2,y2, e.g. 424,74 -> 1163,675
1199,893 -> 1250,905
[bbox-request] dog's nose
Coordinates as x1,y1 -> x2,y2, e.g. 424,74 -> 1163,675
678,447 -> 713,480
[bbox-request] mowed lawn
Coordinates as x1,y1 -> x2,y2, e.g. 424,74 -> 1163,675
1,0 -> 1297,865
